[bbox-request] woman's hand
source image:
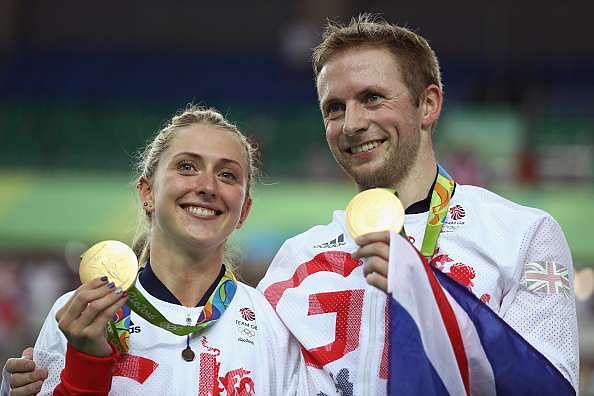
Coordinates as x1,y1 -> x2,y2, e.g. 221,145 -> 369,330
55,277 -> 127,357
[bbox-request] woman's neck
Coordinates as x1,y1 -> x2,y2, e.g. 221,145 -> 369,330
148,237 -> 224,307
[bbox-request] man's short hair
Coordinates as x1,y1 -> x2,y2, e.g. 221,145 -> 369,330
312,13 -> 442,106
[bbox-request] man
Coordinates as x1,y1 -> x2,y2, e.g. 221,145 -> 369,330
1,348 -> 46,396
257,14 -> 578,395
2,14 -> 578,395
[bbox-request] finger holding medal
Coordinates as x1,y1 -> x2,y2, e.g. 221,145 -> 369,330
352,231 -> 391,292
55,276 -> 128,357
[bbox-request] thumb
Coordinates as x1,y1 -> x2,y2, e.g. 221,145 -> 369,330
21,347 -> 34,360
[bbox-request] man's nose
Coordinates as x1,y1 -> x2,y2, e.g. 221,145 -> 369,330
342,102 -> 369,136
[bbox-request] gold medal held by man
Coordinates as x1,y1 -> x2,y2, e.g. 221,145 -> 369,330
79,240 -> 139,290
345,188 -> 405,239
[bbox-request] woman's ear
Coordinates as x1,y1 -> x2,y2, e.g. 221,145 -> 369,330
137,176 -> 154,213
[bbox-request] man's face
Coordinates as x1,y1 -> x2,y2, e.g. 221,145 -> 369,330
317,46 -> 424,190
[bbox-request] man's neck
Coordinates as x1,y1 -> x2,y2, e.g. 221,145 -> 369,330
148,236 -> 224,307
393,153 -> 438,210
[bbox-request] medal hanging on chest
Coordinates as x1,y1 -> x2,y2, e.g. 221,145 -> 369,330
105,266 -> 237,359
182,335 -> 195,362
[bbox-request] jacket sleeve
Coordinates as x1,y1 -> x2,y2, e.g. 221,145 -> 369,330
33,292 -> 118,395
53,344 -> 118,396
500,214 -> 579,390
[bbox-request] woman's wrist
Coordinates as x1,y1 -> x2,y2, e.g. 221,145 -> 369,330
58,343 -> 119,394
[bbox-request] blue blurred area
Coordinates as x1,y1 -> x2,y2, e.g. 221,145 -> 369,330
0,50 -> 317,104
2,49 -> 594,107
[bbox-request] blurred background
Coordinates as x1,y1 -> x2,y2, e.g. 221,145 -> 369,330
1,0 -> 593,393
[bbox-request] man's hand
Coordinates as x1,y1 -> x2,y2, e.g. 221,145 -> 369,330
352,231 -> 390,292
4,347 -> 47,396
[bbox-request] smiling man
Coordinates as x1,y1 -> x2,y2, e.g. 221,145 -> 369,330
258,14 -> 578,395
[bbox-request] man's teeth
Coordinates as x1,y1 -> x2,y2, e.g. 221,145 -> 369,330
351,140 -> 381,154
187,206 -> 216,216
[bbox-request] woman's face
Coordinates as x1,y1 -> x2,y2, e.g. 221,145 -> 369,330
140,123 -> 252,253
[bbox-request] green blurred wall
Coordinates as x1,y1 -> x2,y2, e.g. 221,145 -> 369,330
0,172 -> 592,264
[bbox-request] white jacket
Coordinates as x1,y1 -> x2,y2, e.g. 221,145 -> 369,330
258,184 -> 578,395
32,276 -> 306,395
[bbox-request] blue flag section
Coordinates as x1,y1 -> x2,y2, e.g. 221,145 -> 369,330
386,233 -> 575,396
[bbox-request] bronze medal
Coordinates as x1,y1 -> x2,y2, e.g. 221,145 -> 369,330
345,188 -> 405,239
79,240 -> 138,290
182,346 -> 195,362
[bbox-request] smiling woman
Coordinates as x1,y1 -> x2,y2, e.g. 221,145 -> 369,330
6,105 -> 306,395
133,107 -> 258,278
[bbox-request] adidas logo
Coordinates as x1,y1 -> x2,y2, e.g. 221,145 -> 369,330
314,234 -> 346,249
129,319 -> 141,334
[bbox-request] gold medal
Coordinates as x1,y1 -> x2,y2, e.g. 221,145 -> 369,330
345,188 -> 405,239
79,240 -> 139,290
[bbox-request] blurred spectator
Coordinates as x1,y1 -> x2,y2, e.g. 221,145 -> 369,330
517,145 -> 539,185
444,147 -> 490,187
279,0 -> 351,70
0,259 -> 24,356
22,258 -> 71,333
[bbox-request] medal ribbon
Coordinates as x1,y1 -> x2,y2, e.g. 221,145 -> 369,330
107,267 -> 237,352
418,165 -> 455,258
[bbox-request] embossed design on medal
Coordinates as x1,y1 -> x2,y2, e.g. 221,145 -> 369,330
345,188 -> 405,239
79,240 -> 139,290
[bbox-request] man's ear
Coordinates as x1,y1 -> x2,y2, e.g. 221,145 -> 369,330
237,195 -> 253,229
421,84 -> 443,130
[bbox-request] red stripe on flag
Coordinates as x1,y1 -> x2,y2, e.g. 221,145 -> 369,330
419,251 -> 470,396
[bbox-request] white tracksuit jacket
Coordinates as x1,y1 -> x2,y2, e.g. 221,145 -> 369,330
32,275 -> 307,395
257,184 -> 578,395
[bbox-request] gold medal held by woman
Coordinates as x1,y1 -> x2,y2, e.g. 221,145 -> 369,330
345,188 -> 405,239
79,240 -> 139,290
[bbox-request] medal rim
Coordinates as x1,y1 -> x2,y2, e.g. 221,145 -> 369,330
79,240 -> 139,290
345,188 -> 405,238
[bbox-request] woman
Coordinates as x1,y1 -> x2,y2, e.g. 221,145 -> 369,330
14,106 -> 305,395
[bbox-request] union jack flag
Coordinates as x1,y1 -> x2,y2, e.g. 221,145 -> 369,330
524,261 -> 570,298
387,234 -> 575,395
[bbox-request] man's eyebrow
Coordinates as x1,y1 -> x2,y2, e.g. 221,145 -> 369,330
356,86 -> 384,97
